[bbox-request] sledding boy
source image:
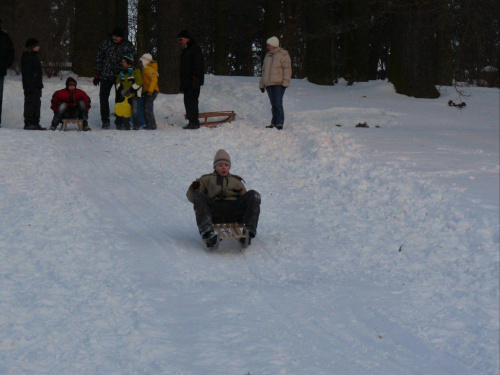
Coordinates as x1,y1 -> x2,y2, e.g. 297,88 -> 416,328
49,77 -> 91,131
186,149 -> 261,247
115,53 -> 142,130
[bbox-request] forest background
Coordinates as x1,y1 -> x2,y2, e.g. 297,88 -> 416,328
0,0 -> 498,98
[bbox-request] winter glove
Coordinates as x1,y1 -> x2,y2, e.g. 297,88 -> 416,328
192,78 -> 200,90
93,71 -> 100,86
189,180 -> 201,191
260,87 -> 265,93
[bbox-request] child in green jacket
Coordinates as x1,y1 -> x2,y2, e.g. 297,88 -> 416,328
115,53 -> 142,130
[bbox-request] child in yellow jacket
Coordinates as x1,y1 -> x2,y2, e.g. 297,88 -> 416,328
139,53 -> 159,130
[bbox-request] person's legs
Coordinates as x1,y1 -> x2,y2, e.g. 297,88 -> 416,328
99,80 -> 113,126
50,103 -> 68,129
193,193 -> 215,235
144,92 -> 158,129
184,88 -> 200,127
24,90 -> 42,128
266,86 -> 277,126
211,191 -> 261,236
267,85 -> 286,127
130,97 -> 140,129
75,101 -> 90,130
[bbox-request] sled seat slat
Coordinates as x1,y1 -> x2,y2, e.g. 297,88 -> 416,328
212,223 -> 245,239
61,119 -> 83,131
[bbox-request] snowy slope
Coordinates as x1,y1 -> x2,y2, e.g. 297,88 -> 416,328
0,75 -> 498,375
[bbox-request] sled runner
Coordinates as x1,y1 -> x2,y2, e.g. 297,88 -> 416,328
211,223 -> 251,250
60,119 -> 83,131
185,111 -> 236,128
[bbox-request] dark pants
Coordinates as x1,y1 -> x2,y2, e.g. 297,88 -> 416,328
0,76 -> 4,125
184,87 -> 200,125
99,79 -> 115,125
144,92 -> 158,128
51,101 -> 88,127
24,89 -> 41,126
266,85 -> 286,126
193,190 -> 261,236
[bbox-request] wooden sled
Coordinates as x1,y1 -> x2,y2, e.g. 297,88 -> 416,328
185,111 -> 236,128
211,223 -> 251,250
60,119 -> 83,131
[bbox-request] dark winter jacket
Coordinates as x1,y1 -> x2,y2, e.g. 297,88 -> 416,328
179,40 -> 205,92
51,88 -> 91,112
186,172 -> 246,203
95,38 -> 135,82
0,29 -> 14,77
21,51 -> 43,92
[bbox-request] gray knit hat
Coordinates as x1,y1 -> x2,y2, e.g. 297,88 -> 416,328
213,149 -> 231,168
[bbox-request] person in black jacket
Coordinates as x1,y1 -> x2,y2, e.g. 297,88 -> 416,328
177,30 -> 205,130
0,20 -> 14,128
21,38 -> 46,130
94,27 -> 135,129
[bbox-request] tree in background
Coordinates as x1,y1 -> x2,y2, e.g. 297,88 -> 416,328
304,0 -> 333,85
388,0 -> 440,98
0,0 -> 497,95
155,0 -> 183,94
72,0 -> 128,77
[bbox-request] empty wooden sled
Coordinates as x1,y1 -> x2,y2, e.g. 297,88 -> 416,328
212,223 -> 251,250
185,111 -> 236,128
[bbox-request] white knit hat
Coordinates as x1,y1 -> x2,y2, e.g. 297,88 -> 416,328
139,53 -> 153,65
266,36 -> 279,48
213,149 -> 231,168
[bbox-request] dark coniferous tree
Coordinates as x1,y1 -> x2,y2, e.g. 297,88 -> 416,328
388,0 -> 440,98
156,0 -> 183,93
304,0 -> 333,85
72,0 -> 129,77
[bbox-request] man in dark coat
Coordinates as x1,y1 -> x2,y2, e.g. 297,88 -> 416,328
0,20 -> 14,128
21,38 -> 45,130
94,27 -> 135,129
177,30 -> 205,130
50,77 -> 91,131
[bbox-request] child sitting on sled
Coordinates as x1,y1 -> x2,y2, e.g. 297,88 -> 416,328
186,149 -> 261,247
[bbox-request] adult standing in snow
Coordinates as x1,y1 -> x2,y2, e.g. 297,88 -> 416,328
0,19 -> 14,128
49,77 -> 91,131
139,53 -> 159,130
177,30 -> 205,130
21,38 -> 46,130
94,27 -> 135,129
186,149 -> 261,248
259,36 -> 292,130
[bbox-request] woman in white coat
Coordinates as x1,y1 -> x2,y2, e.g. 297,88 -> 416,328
259,36 -> 292,130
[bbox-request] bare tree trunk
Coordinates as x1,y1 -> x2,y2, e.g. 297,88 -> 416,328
136,0 -> 156,56
305,0 -> 333,85
72,0 -> 130,77
263,0 -> 281,46
11,0 -> 51,72
388,0 -> 440,98
156,0 -> 183,93
214,0 -> 228,75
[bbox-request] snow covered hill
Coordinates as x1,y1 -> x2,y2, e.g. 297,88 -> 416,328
0,75 -> 498,374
